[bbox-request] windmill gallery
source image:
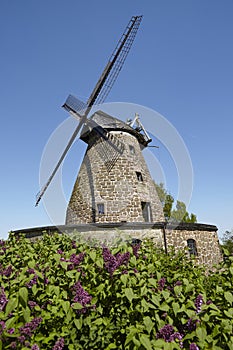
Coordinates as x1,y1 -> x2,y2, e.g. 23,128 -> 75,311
14,16 -> 222,267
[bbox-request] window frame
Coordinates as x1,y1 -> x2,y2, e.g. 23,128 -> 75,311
97,203 -> 105,215
141,201 -> 152,222
129,145 -> 135,155
187,238 -> 198,256
136,171 -> 143,182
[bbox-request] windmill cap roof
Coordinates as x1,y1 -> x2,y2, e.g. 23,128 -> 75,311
80,110 -> 150,146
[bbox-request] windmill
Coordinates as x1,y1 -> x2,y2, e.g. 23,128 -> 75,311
36,15 -> 164,225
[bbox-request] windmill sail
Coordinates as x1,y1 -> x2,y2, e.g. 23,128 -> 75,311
36,15 -> 142,206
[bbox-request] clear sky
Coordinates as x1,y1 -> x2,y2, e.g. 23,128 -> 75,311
1,0 -> 233,240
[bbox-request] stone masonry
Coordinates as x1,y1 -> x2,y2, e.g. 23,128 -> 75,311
66,111 -> 164,225
165,223 -> 222,267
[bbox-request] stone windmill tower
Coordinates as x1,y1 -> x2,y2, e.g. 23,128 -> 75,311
66,111 -> 164,225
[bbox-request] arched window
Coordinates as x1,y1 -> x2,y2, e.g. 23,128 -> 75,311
187,239 -> 198,256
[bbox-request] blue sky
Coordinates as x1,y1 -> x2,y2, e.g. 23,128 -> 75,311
1,0 -> 233,240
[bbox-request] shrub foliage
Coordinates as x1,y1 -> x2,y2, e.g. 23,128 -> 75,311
0,233 -> 233,349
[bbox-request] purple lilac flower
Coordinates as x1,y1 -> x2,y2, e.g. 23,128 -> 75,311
102,248 -> 130,276
190,343 -> 199,350
132,243 -> 141,258
3,265 -> 13,277
194,294 -> 204,313
0,287 -> 8,311
169,332 -> 183,342
10,342 -> 17,349
156,324 -> 174,342
7,328 -> 15,334
185,318 -> 199,332
102,248 -> 119,275
156,324 -> 183,343
31,345 -> 40,350
117,252 -> 130,266
52,337 -> 65,350
158,277 -> 166,291
19,317 -> 42,337
206,299 -> 213,305
18,335 -> 26,343
133,268 -> 138,274
122,270 -> 128,274
71,240 -> 77,248
0,321 -> 6,334
72,281 -> 92,308
68,252 -> 85,270
27,268 -> 35,274
175,280 -> 182,286
28,301 -> 38,309
57,249 -> 63,255
25,274 -> 38,288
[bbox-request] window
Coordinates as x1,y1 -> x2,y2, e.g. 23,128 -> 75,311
136,171 -> 143,182
141,202 -> 152,222
129,145 -> 135,155
132,238 -> 142,245
97,203 -> 105,215
187,239 -> 198,256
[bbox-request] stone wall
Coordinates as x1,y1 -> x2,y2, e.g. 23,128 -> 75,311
165,223 -> 222,267
13,222 -> 223,267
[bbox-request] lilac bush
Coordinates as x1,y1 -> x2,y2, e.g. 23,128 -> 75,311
0,232 -> 232,349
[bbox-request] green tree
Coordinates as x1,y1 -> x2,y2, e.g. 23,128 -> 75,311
154,182 -> 197,223
221,229 -> 233,254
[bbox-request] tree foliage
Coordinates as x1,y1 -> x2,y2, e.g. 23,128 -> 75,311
222,230 -> 233,255
154,183 -> 197,223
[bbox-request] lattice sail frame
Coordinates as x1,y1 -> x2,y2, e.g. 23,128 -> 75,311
36,15 -> 142,206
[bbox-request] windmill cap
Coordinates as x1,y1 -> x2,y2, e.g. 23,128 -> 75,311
80,110 -> 151,146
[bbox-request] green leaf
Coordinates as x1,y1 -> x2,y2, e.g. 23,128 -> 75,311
19,287 -> 28,307
174,285 -> 182,296
60,261 -> 68,270
105,343 -> 117,349
151,294 -> 160,306
124,288 -> 135,303
23,307 -> 31,322
143,316 -> 154,334
139,334 -> 153,350
74,318 -> 82,330
89,250 -> 96,262
148,278 -> 157,288
196,327 -> 207,343
93,318 -> 102,325
172,302 -> 180,316
5,316 -> 17,329
5,298 -> 17,316
95,258 -> 103,268
161,290 -> 170,299
120,274 -> 128,285
224,291 -> 233,305
72,303 -> 83,310
61,300 -> 70,314
132,336 -> 140,347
